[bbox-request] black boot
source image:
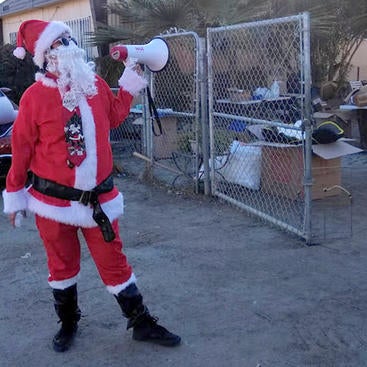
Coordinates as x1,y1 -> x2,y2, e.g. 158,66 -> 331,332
52,284 -> 81,352
115,283 -> 181,347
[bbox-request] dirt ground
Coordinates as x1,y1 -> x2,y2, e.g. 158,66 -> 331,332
1,159 -> 367,367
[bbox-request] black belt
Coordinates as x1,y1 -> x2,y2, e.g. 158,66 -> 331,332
30,173 -> 116,242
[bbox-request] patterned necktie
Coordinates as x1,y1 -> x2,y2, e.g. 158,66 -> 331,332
63,108 -> 86,168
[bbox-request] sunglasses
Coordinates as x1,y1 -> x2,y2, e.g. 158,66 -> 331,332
51,36 -> 78,49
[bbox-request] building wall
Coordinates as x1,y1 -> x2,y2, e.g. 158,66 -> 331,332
2,0 -> 93,43
347,39 -> 367,81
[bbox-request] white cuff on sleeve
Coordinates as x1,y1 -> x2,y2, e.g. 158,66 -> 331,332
118,67 -> 148,96
2,188 -> 28,213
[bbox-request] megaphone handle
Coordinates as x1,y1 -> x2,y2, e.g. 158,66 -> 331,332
146,87 -> 163,137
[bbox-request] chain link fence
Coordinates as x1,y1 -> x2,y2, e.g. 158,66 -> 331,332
150,32 -> 200,187
110,13 -> 355,244
110,31 -> 205,192
207,13 -> 314,241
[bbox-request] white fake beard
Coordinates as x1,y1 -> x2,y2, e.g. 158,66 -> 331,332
46,43 -> 97,100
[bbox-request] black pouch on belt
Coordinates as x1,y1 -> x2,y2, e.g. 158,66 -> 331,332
90,192 -> 116,242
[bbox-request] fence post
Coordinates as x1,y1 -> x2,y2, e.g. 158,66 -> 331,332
302,11 -> 313,244
141,73 -> 153,178
199,37 -> 211,195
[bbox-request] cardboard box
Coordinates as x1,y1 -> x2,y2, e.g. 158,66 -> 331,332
260,141 -> 362,200
310,156 -> 342,200
152,116 -> 178,159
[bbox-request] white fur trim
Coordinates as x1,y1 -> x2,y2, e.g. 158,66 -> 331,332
2,188 -> 28,213
75,97 -> 97,190
48,273 -> 79,290
106,273 -> 137,295
13,47 -> 26,60
27,192 -> 124,227
118,66 -> 148,96
33,21 -> 72,68
35,72 -> 58,87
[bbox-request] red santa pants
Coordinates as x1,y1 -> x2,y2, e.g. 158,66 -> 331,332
35,215 -> 133,289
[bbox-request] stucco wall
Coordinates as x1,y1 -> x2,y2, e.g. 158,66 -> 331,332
2,0 -> 93,43
348,39 -> 367,81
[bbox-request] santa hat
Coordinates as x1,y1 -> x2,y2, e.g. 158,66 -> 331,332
13,19 -> 72,68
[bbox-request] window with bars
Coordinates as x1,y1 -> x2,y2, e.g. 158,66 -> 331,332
9,32 -> 16,45
65,16 -> 95,60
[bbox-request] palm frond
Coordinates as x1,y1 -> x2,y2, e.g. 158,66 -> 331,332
85,22 -> 140,46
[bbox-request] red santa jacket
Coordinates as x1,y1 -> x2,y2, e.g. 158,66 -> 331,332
3,71 -> 141,227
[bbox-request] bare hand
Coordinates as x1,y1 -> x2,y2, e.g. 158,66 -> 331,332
132,63 -> 144,76
9,212 -> 16,227
9,210 -> 26,227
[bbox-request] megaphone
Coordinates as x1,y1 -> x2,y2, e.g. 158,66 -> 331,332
110,37 -> 169,72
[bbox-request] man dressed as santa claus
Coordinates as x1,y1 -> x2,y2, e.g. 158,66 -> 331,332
3,19 -> 180,352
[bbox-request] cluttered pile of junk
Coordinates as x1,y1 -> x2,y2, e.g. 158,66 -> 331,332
213,81 -> 363,201
313,79 -> 367,145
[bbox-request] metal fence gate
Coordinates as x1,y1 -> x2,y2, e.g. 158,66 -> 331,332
141,31 -> 205,192
110,31 -> 205,192
207,13 -> 313,241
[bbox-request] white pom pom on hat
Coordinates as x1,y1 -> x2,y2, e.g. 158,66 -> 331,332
13,46 -> 26,60
13,19 -> 72,68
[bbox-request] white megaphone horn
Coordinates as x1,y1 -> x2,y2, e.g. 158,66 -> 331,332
110,37 -> 169,72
